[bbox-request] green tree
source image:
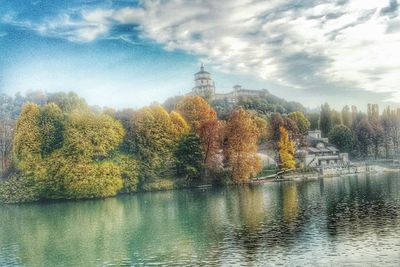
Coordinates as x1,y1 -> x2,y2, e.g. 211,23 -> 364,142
39,103 -> 64,156
328,125 -> 353,153
47,92 -> 88,113
320,103 -> 333,137
355,119 -> 374,158
341,105 -> 352,129
306,112 -> 319,130
175,133 -> 204,182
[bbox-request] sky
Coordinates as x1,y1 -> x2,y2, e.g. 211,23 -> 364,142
1,0 -> 400,110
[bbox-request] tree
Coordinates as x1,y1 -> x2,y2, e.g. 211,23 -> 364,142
331,110 -> 342,126
47,92 -> 88,113
341,105 -> 352,129
177,96 -> 217,132
0,118 -> 13,176
288,112 -> 310,136
367,104 -> 383,159
175,133 -> 204,181
39,103 -> 64,156
122,105 -> 188,183
0,94 -> 16,176
278,127 -> 296,170
288,111 -> 310,146
224,109 -> 261,183
381,107 -> 400,157
328,125 -> 353,153
64,112 -> 124,161
306,113 -> 319,130
355,119 -> 374,158
320,103 -> 333,137
12,103 -> 42,173
198,119 -> 221,172
269,112 -> 285,144
170,111 -> 190,137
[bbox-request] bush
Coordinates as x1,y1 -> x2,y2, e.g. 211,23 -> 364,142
0,176 -> 40,203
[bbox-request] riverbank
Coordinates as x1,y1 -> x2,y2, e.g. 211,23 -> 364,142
251,164 -> 400,184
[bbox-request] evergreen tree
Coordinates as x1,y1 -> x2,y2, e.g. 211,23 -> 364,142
329,125 -> 353,153
175,133 -> 204,182
320,103 -> 333,137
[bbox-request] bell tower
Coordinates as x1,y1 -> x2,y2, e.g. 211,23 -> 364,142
192,64 -> 216,100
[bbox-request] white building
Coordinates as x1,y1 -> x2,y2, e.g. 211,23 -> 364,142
191,64 -> 216,99
189,65 -> 267,101
296,130 -> 349,168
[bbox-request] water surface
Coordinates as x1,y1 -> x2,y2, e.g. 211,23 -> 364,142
1,173 -> 400,266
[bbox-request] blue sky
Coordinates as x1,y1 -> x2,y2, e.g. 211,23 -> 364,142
1,0 -> 400,109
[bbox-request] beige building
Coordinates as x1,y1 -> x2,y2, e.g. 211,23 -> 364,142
189,65 -> 267,102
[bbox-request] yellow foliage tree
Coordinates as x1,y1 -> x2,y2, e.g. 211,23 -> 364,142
278,126 -> 296,170
12,103 -> 42,175
224,108 -> 261,183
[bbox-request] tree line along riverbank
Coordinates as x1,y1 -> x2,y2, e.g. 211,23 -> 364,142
1,91 -> 399,203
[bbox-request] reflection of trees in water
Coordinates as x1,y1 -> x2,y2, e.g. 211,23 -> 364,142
323,174 -> 400,239
2,174 -> 399,266
0,198 -> 132,266
222,183 -> 317,264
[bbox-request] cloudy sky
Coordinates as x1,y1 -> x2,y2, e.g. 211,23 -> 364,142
1,0 -> 399,110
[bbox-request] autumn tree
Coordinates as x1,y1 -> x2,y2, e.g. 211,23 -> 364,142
288,111 -> 310,145
224,109 -> 261,183
12,103 -> 42,173
277,127 -> 296,170
198,119 -> 222,173
288,112 -> 310,136
177,96 -> 217,132
269,112 -> 285,144
64,112 -> 124,161
123,105 -> 189,183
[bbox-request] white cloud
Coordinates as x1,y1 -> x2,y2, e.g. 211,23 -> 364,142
4,0 -> 400,102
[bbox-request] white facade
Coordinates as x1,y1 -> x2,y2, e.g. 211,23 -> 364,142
190,65 -> 267,101
192,64 -> 216,98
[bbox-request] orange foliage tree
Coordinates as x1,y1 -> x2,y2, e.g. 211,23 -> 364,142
177,96 -> 217,132
198,119 -> 222,172
223,108 -> 261,183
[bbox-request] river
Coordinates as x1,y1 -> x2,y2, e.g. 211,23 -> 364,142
1,173 -> 400,266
